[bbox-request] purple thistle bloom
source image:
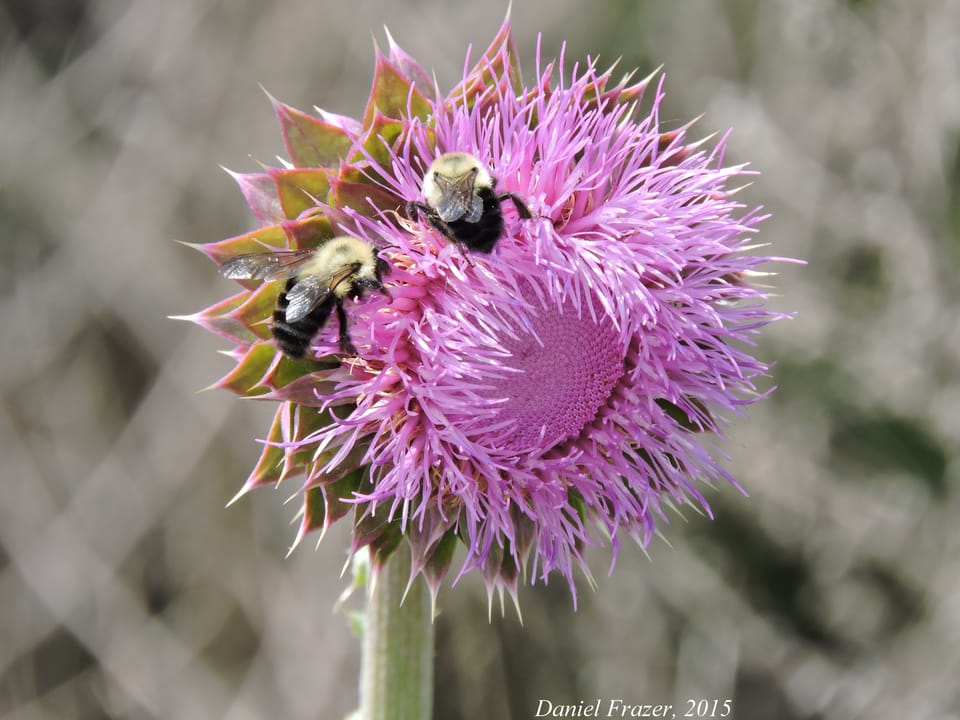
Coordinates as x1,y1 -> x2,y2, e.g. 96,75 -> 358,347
187,17 -> 790,607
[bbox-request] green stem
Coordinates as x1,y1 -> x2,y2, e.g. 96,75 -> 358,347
359,548 -> 434,720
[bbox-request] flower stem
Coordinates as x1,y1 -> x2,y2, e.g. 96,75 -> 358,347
359,548 -> 434,720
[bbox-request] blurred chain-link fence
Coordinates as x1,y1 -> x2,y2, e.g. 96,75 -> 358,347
2,1 -> 959,718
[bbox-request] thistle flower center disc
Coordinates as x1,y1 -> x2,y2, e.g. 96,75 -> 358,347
484,291 -> 623,452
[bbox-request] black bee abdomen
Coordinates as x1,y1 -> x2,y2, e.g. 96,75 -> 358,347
446,188 -> 504,253
271,278 -> 335,358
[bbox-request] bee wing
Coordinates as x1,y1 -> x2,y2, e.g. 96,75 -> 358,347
284,263 -> 360,323
284,274 -> 331,324
434,171 -> 479,223
219,248 -> 317,281
464,193 -> 484,223
327,263 -> 363,294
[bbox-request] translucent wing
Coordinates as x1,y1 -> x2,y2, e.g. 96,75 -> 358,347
219,248 -> 317,281
284,262 -> 360,323
434,170 -> 480,223
284,274 -> 330,323
327,263 -> 362,294
464,193 -> 484,223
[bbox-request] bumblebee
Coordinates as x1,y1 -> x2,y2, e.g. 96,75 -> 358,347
406,152 -> 531,253
219,236 -> 390,358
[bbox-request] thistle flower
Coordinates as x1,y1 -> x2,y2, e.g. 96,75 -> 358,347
186,18 -> 788,608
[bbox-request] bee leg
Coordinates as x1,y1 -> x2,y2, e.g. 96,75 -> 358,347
426,216 -> 456,243
454,242 -> 475,267
406,201 -> 465,256
406,201 -> 432,221
335,300 -> 357,355
407,201 -> 455,240
501,193 -> 533,219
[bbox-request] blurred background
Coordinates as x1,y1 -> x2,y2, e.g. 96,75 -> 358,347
1,1 -> 958,718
